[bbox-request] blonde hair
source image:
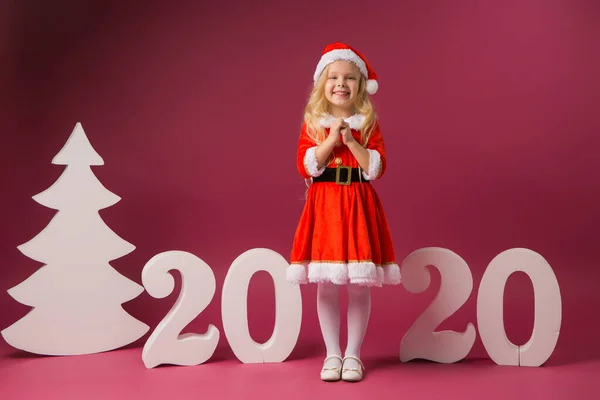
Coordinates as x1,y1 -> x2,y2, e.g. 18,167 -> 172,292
303,63 -> 377,146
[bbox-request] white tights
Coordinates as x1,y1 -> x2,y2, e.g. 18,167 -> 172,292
317,283 -> 371,369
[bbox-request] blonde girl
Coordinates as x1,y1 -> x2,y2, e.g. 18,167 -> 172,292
287,42 -> 401,382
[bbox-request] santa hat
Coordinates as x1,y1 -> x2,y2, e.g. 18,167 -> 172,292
313,42 -> 379,95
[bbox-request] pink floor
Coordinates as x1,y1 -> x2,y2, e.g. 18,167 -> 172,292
1,341 -> 596,400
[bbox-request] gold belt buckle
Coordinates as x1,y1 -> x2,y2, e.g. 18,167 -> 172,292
335,165 -> 352,185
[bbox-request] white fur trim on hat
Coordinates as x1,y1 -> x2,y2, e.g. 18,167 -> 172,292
366,79 -> 378,95
314,49 -> 368,85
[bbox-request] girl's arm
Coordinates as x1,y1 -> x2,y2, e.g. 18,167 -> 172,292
297,124 -> 335,179
346,140 -> 370,171
316,118 -> 346,168
315,134 -> 338,169
297,120 -> 345,178
343,122 -> 386,180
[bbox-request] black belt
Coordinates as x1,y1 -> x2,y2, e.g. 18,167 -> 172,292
312,167 -> 369,185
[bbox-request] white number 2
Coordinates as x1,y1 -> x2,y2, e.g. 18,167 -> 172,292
141,251 -> 220,368
399,247 -> 476,363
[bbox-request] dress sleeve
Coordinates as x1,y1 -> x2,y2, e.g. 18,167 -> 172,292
362,121 -> 387,180
297,124 -> 326,179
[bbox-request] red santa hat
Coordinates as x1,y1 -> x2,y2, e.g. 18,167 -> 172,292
313,42 -> 379,95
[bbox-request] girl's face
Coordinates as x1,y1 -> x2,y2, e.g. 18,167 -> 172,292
324,60 -> 361,115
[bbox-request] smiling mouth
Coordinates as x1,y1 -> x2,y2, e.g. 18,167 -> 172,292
333,92 -> 349,96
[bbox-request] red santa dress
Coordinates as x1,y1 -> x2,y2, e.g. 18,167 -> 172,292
287,114 -> 401,287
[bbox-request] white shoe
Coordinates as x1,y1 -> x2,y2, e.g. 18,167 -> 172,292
341,356 -> 365,382
320,355 -> 343,381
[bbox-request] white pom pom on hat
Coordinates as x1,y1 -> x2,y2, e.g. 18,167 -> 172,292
313,42 -> 379,95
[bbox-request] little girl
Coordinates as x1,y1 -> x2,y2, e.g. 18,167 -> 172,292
287,42 -> 401,382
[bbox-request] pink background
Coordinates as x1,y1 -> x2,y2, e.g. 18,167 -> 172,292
1,0 -> 599,368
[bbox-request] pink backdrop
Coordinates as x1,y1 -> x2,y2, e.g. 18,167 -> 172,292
1,0 -> 599,365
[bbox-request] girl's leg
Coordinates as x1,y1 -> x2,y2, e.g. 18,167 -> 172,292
317,282 -> 342,368
344,284 -> 371,369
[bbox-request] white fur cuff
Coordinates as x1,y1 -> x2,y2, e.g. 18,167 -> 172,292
304,147 -> 326,177
362,149 -> 381,180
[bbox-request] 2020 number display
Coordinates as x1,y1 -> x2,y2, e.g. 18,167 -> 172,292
141,247 -> 561,368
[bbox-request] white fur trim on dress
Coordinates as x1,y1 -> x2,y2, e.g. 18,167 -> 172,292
286,262 -> 401,287
286,264 -> 308,284
319,114 -> 365,130
383,263 -> 401,284
362,149 -> 381,180
304,147 -> 326,177
314,49 -> 368,84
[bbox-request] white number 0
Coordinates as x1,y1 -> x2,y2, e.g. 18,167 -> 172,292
221,248 -> 302,363
477,248 -> 562,367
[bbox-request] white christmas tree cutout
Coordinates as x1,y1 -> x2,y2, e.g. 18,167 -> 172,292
1,123 -> 149,355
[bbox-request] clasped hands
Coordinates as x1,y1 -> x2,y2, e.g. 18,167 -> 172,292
328,118 -> 356,146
